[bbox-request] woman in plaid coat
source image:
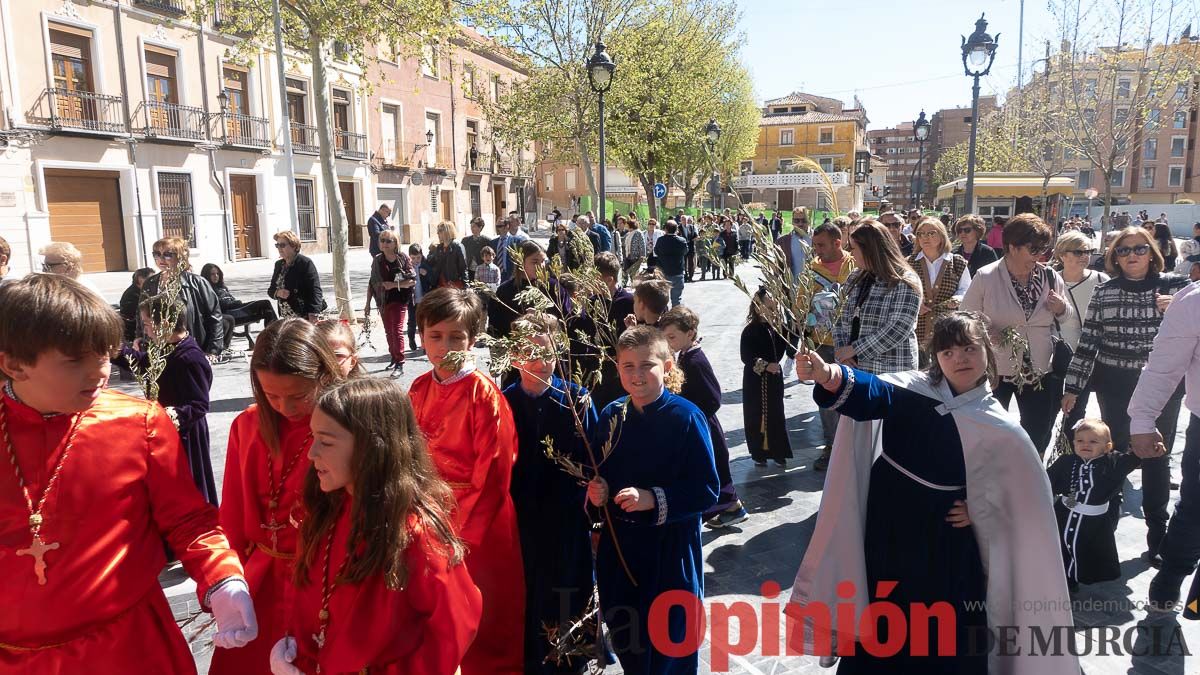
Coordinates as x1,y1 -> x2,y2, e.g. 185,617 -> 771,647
832,220 -> 922,375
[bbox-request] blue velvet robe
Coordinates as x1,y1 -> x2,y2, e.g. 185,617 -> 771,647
503,377 -> 598,674
815,368 -> 987,674
676,346 -> 735,517
592,390 -> 718,675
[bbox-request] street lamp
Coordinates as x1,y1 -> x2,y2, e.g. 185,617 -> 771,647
587,42 -> 616,224
913,110 -> 930,210
962,13 -> 999,215
704,118 -> 722,209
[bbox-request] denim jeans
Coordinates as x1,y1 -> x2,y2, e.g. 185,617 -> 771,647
667,274 -> 684,307
1150,416 -> 1200,608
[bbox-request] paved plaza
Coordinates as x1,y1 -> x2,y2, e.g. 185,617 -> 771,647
91,243 -> 1198,674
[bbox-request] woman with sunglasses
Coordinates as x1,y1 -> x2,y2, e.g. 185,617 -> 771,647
268,230 -> 326,322
951,214 -> 999,277
1051,231 -> 1109,437
141,237 -> 227,357
962,213 -> 1070,456
1061,227 -> 1190,567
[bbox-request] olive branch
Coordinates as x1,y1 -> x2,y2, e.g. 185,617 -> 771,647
126,267 -> 185,403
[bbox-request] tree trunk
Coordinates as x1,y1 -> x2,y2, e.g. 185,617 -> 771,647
310,33 -> 351,319
1041,177 -> 1050,221
1102,180 -> 1114,239
683,187 -> 695,208
639,174 -> 658,220
576,135 -> 598,214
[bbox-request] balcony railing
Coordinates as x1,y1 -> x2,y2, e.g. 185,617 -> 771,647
290,123 -> 319,154
28,88 -> 126,134
133,0 -> 187,15
220,112 -> 270,148
334,129 -> 367,160
426,144 -> 454,170
135,101 -> 206,141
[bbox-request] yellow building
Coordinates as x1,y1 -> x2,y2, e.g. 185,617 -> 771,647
734,92 -> 871,213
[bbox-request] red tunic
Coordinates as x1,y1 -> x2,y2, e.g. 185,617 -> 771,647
289,501 -> 483,674
409,368 -> 525,675
210,406 -> 312,675
0,389 -> 243,674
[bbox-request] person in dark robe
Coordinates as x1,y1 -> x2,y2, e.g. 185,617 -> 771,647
589,253 -> 634,411
1047,418 -> 1141,589
125,294 -> 216,505
661,306 -> 746,528
502,313 -> 598,675
740,287 -> 797,466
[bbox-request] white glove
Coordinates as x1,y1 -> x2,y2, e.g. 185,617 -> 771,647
270,636 -> 304,675
209,578 -> 259,649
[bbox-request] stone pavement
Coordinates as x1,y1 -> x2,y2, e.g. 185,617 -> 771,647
91,246 -> 1199,674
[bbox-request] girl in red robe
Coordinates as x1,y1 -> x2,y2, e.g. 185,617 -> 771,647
211,318 -> 345,674
269,377 -> 482,674
409,287 -> 526,674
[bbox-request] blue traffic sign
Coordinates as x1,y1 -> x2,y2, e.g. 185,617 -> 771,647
653,183 -> 667,199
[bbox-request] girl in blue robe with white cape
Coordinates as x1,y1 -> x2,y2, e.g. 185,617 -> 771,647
789,311 -> 1078,675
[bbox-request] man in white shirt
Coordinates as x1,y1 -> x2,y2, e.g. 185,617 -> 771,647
1130,281 -> 1200,615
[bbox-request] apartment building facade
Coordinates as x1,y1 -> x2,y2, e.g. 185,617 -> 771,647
733,92 -> 871,213
0,0 -> 530,277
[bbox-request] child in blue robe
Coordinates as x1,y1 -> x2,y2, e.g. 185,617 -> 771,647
502,312 -> 598,674
587,326 -> 719,675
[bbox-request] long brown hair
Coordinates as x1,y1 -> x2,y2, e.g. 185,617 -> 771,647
249,318 -> 344,455
294,378 -> 464,589
850,219 -> 921,292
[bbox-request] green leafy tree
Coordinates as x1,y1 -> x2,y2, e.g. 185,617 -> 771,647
198,0 -> 491,318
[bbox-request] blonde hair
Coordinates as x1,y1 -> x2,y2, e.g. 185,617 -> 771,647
436,220 -> 458,242
152,236 -> 191,271
1074,417 -> 1113,445
273,230 -> 302,252
38,241 -> 84,278
1053,230 -> 1093,264
913,217 -> 951,257
1105,227 -> 1166,277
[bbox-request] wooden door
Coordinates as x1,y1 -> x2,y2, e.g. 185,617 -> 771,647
229,175 -> 261,259
340,181 -> 362,247
50,29 -> 93,124
777,189 -> 794,212
45,170 -> 126,272
492,185 -> 506,222
440,189 -> 453,222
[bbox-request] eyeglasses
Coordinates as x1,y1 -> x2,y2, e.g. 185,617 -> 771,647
151,251 -> 177,259
881,221 -> 901,228
915,231 -> 940,239
1115,244 -> 1151,257
41,261 -> 68,271
274,242 -> 290,249
1064,249 -> 1094,258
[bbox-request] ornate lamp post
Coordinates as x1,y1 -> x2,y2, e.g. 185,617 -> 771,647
705,118 -> 721,209
913,110 -> 931,209
587,43 -> 616,224
962,14 -> 999,215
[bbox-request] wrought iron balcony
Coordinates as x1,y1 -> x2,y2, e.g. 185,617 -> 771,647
220,112 -> 270,148
334,129 -> 367,160
290,123 -> 319,154
133,0 -> 187,15
28,88 -> 126,135
135,101 -> 206,141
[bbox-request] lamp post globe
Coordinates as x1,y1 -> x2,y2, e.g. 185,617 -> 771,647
913,110 -> 931,209
587,42 -> 615,94
705,118 -> 721,146
915,110 -> 930,142
961,14 -> 999,216
587,42 -> 616,223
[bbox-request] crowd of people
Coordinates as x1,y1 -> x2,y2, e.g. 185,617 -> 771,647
1,200 -> 1200,675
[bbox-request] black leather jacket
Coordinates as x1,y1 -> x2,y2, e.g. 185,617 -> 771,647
141,270 -> 226,354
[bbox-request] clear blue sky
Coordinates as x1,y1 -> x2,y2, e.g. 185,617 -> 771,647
738,0 -> 1059,129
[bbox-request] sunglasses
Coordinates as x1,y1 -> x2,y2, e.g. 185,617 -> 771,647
1115,244 -> 1151,257
955,227 -> 976,235
1064,249 -> 1094,258
275,242 -> 290,249
915,231 -> 940,239
151,251 -> 177,259
41,261 -> 68,271
881,221 -> 901,228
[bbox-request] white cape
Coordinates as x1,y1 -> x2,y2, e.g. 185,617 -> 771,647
787,370 -> 1078,675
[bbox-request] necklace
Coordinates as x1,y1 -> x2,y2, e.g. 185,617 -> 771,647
313,527 -> 351,674
1,399 -> 86,585
261,432 -> 312,551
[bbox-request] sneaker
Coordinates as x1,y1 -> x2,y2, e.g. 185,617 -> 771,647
774,459 -> 787,468
395,362 -> 404,375
753,458 -> 768,467
814,448 -> 832,472
715,503 -> 749,527
384,359 -> 396,371
819,656 -> 838,668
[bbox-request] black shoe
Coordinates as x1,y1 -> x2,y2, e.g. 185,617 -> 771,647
395,362 -> 404,375
814,449 -> 831,472
774,459 -> 787,468
753,458 -> 768,467
1144,551 -> 1163,569
384,359 -> 396,371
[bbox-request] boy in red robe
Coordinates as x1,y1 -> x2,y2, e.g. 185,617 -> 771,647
0,274 -> 256,674
409,287 -> 525,674
269,377 -> 482,674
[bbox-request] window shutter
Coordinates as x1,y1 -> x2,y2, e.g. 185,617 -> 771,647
49,28 -> 90,60
145,49 -> 175,78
